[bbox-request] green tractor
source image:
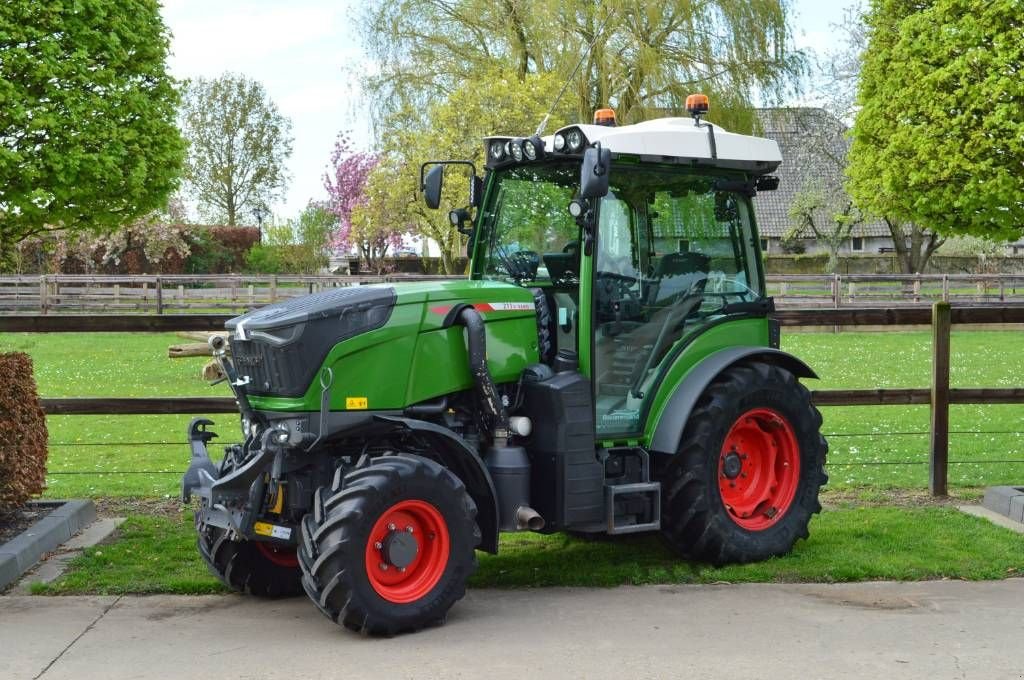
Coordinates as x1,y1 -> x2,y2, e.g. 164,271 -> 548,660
182,97 -> 827,635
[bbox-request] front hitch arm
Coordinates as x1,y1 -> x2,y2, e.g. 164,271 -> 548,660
181,418 -> 219,503
183,424 -> 285,539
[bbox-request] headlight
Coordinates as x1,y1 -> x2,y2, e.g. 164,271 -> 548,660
489,140 -> 506,161
566,129 -> 584,152
511,140 -> 524,162
553,133 -> 566,151
523,139 -> 538,160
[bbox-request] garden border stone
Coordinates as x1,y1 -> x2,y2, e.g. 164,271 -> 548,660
981,486 -> 1024,523
0,500 -> 96,590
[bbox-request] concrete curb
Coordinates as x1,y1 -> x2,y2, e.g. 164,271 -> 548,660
0,500 -> 96,590
981,486 -> 1024,523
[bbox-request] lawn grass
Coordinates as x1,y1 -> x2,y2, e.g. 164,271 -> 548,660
1,329 -> 1020,496
31,506 -> 1024,595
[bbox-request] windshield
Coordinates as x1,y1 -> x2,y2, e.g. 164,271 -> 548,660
477,163 -> 581,286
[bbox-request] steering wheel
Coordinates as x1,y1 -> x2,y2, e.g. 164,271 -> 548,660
593,270 -> 638,313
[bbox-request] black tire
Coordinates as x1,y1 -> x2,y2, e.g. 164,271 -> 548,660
196,518 -> 304,598
299,454 -> 480,636
659,361 -> 828,565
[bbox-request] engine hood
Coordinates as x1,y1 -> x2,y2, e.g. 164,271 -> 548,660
225,279 -> 536,398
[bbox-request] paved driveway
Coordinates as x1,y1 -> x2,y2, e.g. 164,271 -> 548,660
2,580 -> 1022,679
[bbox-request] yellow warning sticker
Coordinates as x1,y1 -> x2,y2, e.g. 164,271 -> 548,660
346,397 -> 368,410
253,521 -> 292,540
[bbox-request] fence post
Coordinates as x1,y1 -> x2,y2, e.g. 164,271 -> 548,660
270,276 -> 278,302
929,301 -> 951,497
941,274 -> 949,302
155,277 -> 164,315
39,275 -> 48,314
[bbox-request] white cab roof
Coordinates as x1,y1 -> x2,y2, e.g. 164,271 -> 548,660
549,117 -> 782,170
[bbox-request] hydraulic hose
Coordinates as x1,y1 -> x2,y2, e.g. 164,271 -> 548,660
457,307 -> 509,431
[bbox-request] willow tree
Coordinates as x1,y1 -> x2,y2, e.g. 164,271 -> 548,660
365,66 -> 571,273
361,0 -> 805,132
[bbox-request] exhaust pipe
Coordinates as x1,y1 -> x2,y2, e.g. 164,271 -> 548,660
516,505 -> 545,531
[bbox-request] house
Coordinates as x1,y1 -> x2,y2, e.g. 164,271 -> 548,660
752,108 -> 893,255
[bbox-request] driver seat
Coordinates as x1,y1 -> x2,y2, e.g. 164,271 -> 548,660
644,252 -> 711,308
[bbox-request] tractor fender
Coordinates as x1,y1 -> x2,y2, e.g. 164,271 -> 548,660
374,415 -> 500,554
648,347 -> 818,455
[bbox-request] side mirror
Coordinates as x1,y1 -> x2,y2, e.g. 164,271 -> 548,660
579,144 -> 611,199
422,165 -> 444,209
448,207 -> 473,236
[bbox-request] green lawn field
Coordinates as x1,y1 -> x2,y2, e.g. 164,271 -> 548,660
5,329 -> 1022,594
1,329 -> 1022,497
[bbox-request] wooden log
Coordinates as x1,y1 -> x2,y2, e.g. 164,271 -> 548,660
202,359 -> 225,382
168,342 -> 214,358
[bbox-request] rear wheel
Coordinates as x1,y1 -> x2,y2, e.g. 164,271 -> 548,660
659,361 -> 827,564
299,454 -> 479,635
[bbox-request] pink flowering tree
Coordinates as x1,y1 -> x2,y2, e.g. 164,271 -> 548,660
323,133 -> 403,273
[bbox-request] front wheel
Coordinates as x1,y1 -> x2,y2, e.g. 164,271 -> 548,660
659,361 -> 828,564
196,517 -> 303,597
299,454 -> 480,635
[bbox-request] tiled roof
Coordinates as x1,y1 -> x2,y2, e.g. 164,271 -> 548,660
751,108 -> 892,239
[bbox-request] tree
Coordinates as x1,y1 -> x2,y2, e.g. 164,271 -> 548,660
323,134 -> 403,272
786,184 -> 862,274
0,0 -> 185,266
244,202 -> 336,275
362,0 -> 805,133
180,74 -> 293,225
848,0 -> 1024,246
800,9 -> 942,274
369,67 -> 573,273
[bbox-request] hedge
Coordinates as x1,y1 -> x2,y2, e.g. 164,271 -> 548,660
0,353 -> 48,512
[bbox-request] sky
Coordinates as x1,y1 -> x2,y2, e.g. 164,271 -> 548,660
160,0 -> 861,223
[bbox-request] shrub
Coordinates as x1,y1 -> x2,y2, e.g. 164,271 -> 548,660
0,353 -> 48,512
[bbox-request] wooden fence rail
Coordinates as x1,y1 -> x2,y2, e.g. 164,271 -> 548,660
3,273 -> 1024,313
5,304 -> 1023,496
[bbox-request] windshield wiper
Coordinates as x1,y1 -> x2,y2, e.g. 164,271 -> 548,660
494,243 -> 530,283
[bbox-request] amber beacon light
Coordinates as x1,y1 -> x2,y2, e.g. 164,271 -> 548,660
593,108 -> 617,127
686,94 -> 710,119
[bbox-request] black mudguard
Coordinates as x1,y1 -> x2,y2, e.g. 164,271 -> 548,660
375,415 -> 501,554
648,347 -> 818,455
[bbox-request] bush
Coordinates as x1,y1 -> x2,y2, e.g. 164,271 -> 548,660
184,229 -> 236,274
0,353 -> 48,512
244,244 -> 327,275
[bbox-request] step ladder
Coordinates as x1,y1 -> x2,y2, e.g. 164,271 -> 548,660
603,447 -> 661,535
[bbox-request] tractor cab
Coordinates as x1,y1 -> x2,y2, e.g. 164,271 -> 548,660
423,98 -> 782,440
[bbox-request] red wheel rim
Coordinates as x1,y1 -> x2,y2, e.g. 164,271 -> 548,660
255,541 -> 299,568
718,408 -> 801,531
364,500 -> 450,604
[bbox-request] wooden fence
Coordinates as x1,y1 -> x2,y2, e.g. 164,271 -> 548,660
768,273 -> 1024,308
2,304 -> 1023,496
2,273 -> 1024,313
0,274 -> 459,314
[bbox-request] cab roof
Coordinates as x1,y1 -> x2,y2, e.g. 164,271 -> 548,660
554,117 -> 780,166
